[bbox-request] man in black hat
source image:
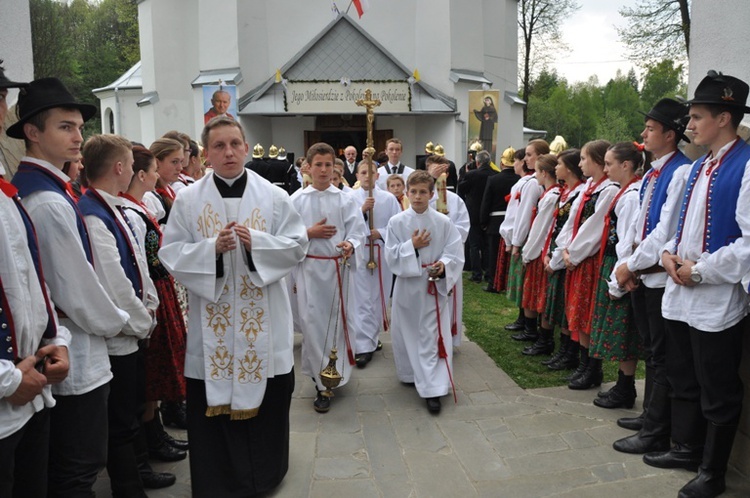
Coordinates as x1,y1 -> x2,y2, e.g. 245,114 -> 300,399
645,71 -> 750,498
609,98 -> 691,443
0,62 -> 72,498
9,78 -> 130,497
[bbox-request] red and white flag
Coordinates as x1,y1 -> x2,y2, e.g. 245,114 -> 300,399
352,0 -> 370,18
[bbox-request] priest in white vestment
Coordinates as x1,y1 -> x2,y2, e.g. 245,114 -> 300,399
159,118 -> 308,497
385,171 -> 464,414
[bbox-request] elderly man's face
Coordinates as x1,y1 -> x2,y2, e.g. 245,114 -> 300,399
344,147 -> 357,163
212,92 -> 231,114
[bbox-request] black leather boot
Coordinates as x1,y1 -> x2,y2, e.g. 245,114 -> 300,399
643,398 -> 705,472
504,308 -> 525,331
522,327 -> 554,355
613,382 -> 671,454
678,423 -> 737,498
161,400 -> 188,430
542,333 -> 568,365
145,413 -> 188,462
617,364 -> 655,430
134,424 -> 176,489
594,370 -> 635,408
549,338 -> 579,371
565,344 -> 589,381
511,316 -> 538,341
569,355 -> 602,390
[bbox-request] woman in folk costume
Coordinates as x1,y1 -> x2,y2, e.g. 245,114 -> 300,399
143,138 -> 184,226
541,150 -> 585,371
385,171 -> 464,414
590,142 -> 645,408
507,140 -> 547,342
551,140 -> 618,390
493,148 -> 525,297
159,118 -> 308,497
290,143 -> 367,414
120,146 -> 189,465
519,154 -> 560,356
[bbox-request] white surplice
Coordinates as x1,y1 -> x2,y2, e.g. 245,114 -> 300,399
384,207 -> 464,399
348,186 -> 401,355
160,171 -> 308,418
290,185 -> 368,392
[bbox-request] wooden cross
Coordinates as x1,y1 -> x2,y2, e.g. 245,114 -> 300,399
356,89 -> 381,272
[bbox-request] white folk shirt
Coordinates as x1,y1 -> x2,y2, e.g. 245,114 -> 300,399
84,190 -> 158,357
384,207 -> 464,398
511,173 -> 544,247
661,140 -> 750,332
160,171 -> 308,417
627,161 -> 691,289
290,185 -> 367,392
376,163 -> 416,191
17,158 -> 128,396
606,182 -> 642,298
0,191 -> 71,439
499,174 -> 534,246
348,186 -> 401,354
550,177 -> 618,270
522,185 -> 560,264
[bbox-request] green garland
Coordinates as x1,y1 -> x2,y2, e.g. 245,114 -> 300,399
282,79 -> 412,112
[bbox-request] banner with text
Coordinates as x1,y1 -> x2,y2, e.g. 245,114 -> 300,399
284,81 -> 411,113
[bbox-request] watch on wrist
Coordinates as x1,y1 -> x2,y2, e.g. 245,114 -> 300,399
690,266 -> 702,284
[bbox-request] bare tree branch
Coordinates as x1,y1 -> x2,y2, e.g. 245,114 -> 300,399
618,0 -> 690,66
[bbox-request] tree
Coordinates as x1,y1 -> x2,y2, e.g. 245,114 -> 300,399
640,59 -> 686,108
595,110 -> 634,143
618,0 -> 691,65
602,70 -> 643,140
518,0 -> 580,123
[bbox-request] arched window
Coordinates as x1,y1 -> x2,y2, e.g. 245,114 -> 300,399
105,107 -> 115,134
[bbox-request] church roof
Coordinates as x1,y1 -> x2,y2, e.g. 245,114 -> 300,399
240,15 -> 456,115
92,61 -> 142,94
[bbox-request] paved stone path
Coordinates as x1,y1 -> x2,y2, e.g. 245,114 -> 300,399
94,333 -> 750,497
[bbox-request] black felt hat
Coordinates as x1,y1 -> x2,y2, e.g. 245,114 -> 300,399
640,98 -> 690,144
6,77 -> 97,139
688,70 -> 750,113
0,66 -> 27,90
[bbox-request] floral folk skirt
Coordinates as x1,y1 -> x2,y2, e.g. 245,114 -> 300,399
545,269 -> 568,328
506,252 -> 525,307
522,256 -> 548,313
565,255 -> 600,342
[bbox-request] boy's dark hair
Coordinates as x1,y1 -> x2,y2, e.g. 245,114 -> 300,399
306,142 -> 335,165
201,117 -> 245,149
705,105 -> 745,129
386,173 -> 404,187
425,154 -> 449,166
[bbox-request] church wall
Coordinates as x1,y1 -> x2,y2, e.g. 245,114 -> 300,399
198,0 -> 240,72
449,0 -> 484,73
413,0 -> 453,96
688,0 -> 750,477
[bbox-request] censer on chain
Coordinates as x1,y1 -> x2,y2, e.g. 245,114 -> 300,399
318,253 -> 350,398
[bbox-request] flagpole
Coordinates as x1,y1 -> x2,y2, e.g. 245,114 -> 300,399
345,0 -> 353,14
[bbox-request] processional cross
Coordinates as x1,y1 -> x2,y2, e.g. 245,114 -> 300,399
356,89 -> 382,273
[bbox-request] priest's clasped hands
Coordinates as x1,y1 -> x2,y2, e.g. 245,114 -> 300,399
215,221 -> 252,254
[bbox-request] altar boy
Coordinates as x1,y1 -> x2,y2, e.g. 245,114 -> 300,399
384,170 -> 464,414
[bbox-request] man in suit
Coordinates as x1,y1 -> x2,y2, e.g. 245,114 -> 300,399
376,138 -> 415,190
479,147 -> 519,292
342,145 -> 358,186
457,150 -> 497,283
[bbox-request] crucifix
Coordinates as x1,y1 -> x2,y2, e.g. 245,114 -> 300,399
356,89 -> 381,273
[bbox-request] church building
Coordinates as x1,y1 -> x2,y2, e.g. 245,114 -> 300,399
94,0 -> 524,166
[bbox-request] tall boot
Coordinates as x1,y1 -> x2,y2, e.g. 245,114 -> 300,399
618,364 -> 655,431
523,327 -> 554,355
613,382 -> 671,454
569,354 -> 603,390
542,333 -> 568,365
511,316 -> 538,341
504,308 -> 525,331
549,338 -> 579,371
594,369 -> 635,408
161,401 -> 188,430
643,398 -> 705,472
134,424 -> 176,489
107,443 -> 148,498
145,412 -> 188,462
565,344 -> 589,381
678,423 -> 737,498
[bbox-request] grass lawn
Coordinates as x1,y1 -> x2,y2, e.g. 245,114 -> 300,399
461,274 -> 644,389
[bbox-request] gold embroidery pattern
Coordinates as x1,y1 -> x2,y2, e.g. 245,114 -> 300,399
240,306 -> 264,343
237,349 -> 263,384
250,208 -> 266,232
209,344 -> 233,380
197,204 -> 222,238
205,302 -> 231,338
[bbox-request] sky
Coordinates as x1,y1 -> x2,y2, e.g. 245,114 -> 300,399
549,0 -> 639,84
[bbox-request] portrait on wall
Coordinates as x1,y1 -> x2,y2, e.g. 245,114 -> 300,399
468,89 -> 499,156
203,85 -> 238,124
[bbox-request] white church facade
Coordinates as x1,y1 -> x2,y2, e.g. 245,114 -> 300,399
94,0 -> 525,166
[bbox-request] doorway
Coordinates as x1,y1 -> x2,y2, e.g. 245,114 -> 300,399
304,115 -> 392,162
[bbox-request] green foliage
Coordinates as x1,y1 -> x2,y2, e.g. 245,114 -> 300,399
29,0 -> 140,138
525,60 -> 688,147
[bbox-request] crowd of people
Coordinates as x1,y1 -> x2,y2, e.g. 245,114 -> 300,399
1,59 -> 748,498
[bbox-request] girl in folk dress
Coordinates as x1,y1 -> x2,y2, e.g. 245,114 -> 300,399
542,150 -> 585,371
520,154 -> 560,356
590,142 -> 645,409
552,140 -> 618,390
505,140 -> 547,341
